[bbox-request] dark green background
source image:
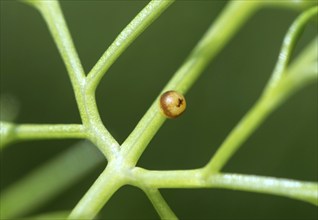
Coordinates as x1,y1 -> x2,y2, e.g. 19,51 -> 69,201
1,1 -> 317,219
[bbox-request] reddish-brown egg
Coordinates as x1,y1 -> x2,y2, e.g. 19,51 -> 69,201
159,90 -> 186,119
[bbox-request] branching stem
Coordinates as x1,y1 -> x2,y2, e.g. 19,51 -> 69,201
203,8 -> 318,174
86,0 -> 175,92
121,0 -> 261,167
4,1 -> 317,220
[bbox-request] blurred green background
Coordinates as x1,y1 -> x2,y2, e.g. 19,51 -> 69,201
1,1 -> 317,219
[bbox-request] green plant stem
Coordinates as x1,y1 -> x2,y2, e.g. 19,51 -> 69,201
287,37 -> 318,81
162,1 -> 261,94
133,168 -> 318,205
143,188 -> 177,220
68,162 -> 177,220
68,162 -> 126,220
0,123 -> 86,149
265,6 -> 318,92
203,95 -> 278,174
35,1 -> 87,123
121,1 -> 261,166
0,141 -> 104,219
67,36 -> 318,220
13,124 -> 86,140
86,0 -> 175,92
35,0 -> 120,159
279,42 -> 317,97
13,1 -> 318,219
203,36 -> 317,174
82,90 -> 121,161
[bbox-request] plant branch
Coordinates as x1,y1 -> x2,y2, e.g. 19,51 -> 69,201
83,91 -> 121,160
33,1 -> 87,123
265,6 -> 317,92
287,36 -> 318,82
13,1 -> 318,219
203,12 -> 317,174
0,122 -> 86,149
86,0 -> 175,92
204,97 -> 275,173
68,162 -> 126,220
143,188 -> 178,220
133,168 -> 318,206
120,1 -> 262,166
13,123 -> 86,140
31,1 -> 120,159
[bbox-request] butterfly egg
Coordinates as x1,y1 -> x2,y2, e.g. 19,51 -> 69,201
159,90 -> 186,119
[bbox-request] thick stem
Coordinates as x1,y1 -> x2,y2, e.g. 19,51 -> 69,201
121,1 -> 261,167
83,91 -> 120,160
68,161 -> 127,220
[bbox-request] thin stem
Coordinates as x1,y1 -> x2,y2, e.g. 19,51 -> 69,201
35,1 -> 87,124
265,7 -> 318,92
161,1 -> 261,94
0,123 -> 86,149
203,36 -> 317,174
68,162 -> 126,220
14,1 -> 318,219
143,188 -> 178,220
133,168 -> 318,206
203,96 -> 276,173
287,37 -> 318,80
207,174 -> 318,206
33,1 -> 120,160
86,0 -> 174,92
13,124 -> 86,140
121,1 -> 261,166
278,38 -> 318,96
